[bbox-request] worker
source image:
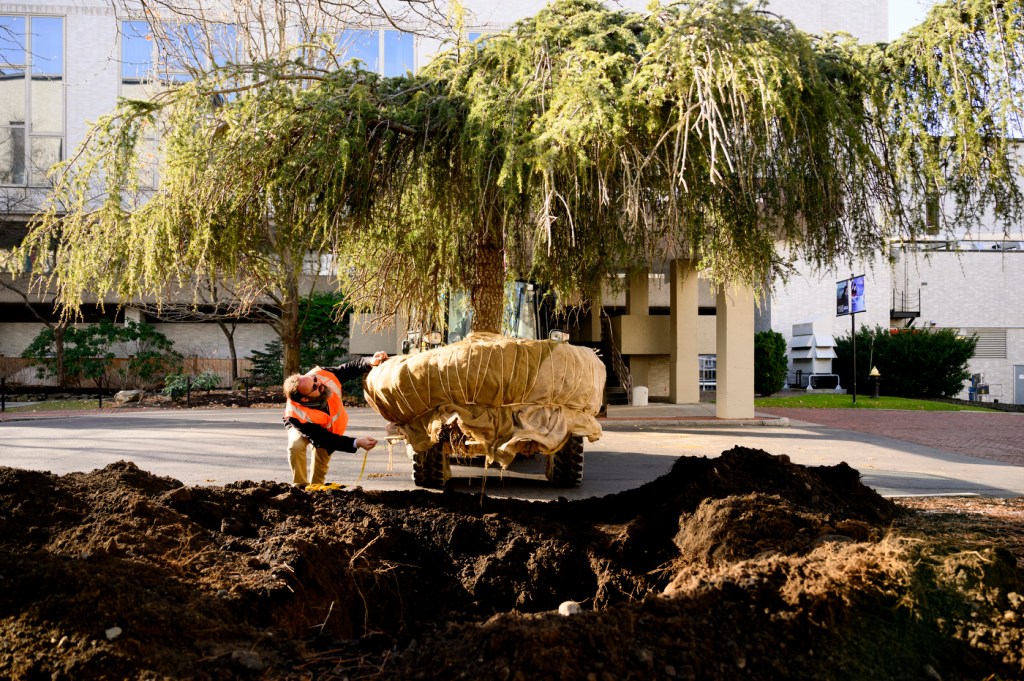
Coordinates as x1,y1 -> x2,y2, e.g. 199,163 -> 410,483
282,351 -> 388,486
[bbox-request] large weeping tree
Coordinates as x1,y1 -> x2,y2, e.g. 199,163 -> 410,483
12,0 -> 451,376
316,0 -> 1024,332
12,0 -> 1024,373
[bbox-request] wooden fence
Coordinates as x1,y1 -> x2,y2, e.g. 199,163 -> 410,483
0,356 -> 255,389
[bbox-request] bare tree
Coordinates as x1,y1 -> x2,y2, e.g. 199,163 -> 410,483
134,277 -> 287,384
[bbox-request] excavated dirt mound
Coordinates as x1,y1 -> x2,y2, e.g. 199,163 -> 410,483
1,447 -> 1022,680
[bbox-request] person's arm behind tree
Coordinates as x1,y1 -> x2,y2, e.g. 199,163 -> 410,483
322,355 -> 378,385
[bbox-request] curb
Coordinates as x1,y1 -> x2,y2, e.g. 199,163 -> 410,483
0,407 -> 148,423
2,409 -> 789,429
599,416 -> 790,428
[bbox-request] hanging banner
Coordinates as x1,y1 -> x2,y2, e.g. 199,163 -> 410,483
836,275 -> 866,316
836,279 -> 850,316
849,274 -> 866,314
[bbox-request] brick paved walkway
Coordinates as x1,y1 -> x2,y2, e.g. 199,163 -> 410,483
759,408 -> 1024,467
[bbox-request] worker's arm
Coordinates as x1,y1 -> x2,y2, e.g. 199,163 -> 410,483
284,418 -> 377,454
323,352 -> 389,384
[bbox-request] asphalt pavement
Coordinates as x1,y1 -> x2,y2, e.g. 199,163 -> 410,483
1,403 -> 1023,499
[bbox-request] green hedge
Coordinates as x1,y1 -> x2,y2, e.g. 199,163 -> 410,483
834,325 -> 976,399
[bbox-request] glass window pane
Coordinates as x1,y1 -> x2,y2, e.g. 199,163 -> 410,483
161,23 -> 203,73
1,126 -> 27,184
467,32 -> 490,52
383,30 -> 413,77
30,17 -> 62,75
339,29 -> 379,72
28,135 -> 61,185
122,20 -> 153,82
161,72 -> 193,86
209,23 -> 238,67
0,16 -> 26,66
31,75 -> 62,132
0,70 -> 26,121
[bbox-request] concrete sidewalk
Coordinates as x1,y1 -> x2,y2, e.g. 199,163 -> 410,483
599,401 -> 1024,497
1,403 -> 1022,498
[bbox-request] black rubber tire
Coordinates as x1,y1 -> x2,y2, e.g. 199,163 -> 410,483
547,436 -> 584,487
412,442 -> 448,489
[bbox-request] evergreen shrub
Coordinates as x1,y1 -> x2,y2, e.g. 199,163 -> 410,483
834,325 -> 976,398
754,330 -> 788,396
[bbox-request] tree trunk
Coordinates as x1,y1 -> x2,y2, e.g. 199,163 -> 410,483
54,324 -> 67,387
470,239 -> 505,334
281,275 -> 302,378
217,321 -> 239,384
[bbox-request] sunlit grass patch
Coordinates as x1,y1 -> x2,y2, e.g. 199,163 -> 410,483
754,394 -> 992,411
4,399 -> 109,412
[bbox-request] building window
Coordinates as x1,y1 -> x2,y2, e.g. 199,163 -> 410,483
925,192 -> 940,235
121,20 -> 239,94
338,29 -> 414,76
121,20 -> 154,97
1,15 -> 64,187
120,20 -> 239,186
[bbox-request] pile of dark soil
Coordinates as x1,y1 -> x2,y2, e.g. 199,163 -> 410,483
1,447 -> 1021,680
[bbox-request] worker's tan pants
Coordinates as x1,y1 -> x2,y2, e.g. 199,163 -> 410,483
287,427 -> 331,486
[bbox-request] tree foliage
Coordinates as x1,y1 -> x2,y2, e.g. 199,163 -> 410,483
11,0 -> 1024,351
248,339 -> 285,387
296,290 -> 351,368
21,319 -> 182,389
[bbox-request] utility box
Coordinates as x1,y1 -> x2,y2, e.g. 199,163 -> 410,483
788,320 -> 841,392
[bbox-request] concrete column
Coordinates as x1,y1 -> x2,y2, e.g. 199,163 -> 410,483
589,307 -> 602,341
625,270 -> 649,314
715,284 -> 755,419
669,259 -> 700,404
626,269 -> 650,401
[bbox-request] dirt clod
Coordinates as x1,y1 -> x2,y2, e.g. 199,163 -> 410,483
1,447 -> 1022,680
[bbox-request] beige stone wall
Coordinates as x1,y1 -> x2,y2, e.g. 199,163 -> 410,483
649,355 -> 670,397
611,314 -> 716,356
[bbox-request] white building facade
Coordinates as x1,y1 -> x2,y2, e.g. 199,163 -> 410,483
765,235 -> 1024,403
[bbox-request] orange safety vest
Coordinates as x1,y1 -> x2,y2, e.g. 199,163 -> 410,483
283,368 -> 349,435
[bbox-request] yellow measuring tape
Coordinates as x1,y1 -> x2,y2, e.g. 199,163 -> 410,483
357,446 -> 369,481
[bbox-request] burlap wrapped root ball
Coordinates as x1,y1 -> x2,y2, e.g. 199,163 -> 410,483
364,332 -> 606,467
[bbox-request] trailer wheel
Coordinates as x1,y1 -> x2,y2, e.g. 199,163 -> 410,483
412,442 -> 449,489
547,436 -> 583,487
